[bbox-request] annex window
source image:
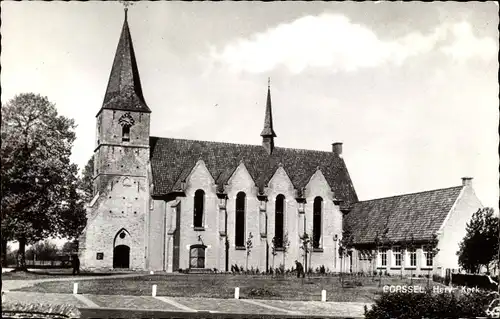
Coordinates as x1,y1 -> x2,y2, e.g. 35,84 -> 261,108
379,248 -> 387,267
274,194 -> 285,248
407,248 -> 417,267
193,189 -> 205,229
235,192 -> 246,248
189,245 -> 206,269
313,197 -> 323,249
392,247 -> 402,267
424,247 -> 433,267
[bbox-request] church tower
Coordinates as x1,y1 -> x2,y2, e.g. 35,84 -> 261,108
80,9 -> 151,270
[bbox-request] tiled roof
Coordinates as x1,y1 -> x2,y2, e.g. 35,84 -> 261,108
100,10 -> 151,114
149,137 -> 358,204
344,186 -> 463,245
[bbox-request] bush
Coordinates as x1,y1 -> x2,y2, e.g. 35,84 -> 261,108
247,287 -> 280,298
364,289 -> 493,319
2,302 -> 80,319
452,273 -> 499,291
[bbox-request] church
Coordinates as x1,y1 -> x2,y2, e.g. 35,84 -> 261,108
79,10 -> 483,275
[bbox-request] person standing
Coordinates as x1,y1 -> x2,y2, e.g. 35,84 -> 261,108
295,260 -> 305,278
72,255 -> 80,275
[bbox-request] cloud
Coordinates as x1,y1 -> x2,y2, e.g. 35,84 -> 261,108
208,14 -> 497,74
441,21 -> 498,62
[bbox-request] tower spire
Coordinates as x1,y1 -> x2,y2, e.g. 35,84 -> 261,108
261,77 -> 277,155
99,7 -> 151,114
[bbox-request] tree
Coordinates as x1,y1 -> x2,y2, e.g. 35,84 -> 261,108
245,232 -> 253,272
282,231 -> 291,274
339,223 -> 354,286
61,240 -> 78,255
1,93 -> 86,270
26,239 -> 59,263
80,156 -> 94,203
426,233 -> 440,287
299,232 -> 311,274
271,237 -> 278,274
457,208 -> 499,274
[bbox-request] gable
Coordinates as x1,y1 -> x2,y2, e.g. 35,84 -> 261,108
304,169 -> 332,199
226,162 -> 256,191
184,159 -> 215,191
267,165 -> 295,195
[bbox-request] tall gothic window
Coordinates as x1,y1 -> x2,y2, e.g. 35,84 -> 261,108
313,197 -> 323,249
274,194 -> 285,248
194,189 -> 205,228
235,192 -> 246,247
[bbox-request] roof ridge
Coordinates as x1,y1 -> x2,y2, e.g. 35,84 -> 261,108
150,136 -> 334,154
356,185 -> 463,203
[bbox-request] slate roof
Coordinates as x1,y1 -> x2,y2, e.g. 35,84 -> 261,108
344,186 -> 464,245
100,9 -> 151,114
149,137 -> 358,204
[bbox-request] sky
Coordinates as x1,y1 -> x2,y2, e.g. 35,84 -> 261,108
1,1 -> 498,229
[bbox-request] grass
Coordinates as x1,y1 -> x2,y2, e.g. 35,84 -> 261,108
13,273 -> 441,302
2,269 -> 131,280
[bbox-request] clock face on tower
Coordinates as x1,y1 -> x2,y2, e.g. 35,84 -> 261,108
118,112 -> 135,127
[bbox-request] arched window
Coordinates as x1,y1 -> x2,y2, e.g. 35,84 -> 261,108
235,192 -> 246,247
194,189 -> 205,228
313,197 -> 323,249
122,125 -> 130,142
275,194 -> 285,248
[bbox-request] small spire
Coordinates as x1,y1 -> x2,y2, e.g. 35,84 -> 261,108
124,7 -> 128,21
261,78 -> 276,155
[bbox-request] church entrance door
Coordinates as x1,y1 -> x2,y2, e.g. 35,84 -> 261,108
113,245 -> 130,268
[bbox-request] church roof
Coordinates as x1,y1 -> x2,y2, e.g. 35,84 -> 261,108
100,9 -> 151,115
149,137 -> 358,203
344,186 -> 463,245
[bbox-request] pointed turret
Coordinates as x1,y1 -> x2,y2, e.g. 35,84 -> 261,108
100,8 -> 151,114
261,78 -> 277,155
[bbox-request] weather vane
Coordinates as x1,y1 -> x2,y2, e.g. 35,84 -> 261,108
119,0 -> 135,10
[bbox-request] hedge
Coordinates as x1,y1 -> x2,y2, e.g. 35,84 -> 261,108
364,288 -> 493,319
452,273 -> 498,291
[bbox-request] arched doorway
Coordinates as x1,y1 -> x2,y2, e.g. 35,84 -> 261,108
113,245 -> 130,268
113,228 -> 131,269
189,245 -> 206,269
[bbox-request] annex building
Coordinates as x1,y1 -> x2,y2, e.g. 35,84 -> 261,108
79,11 -> 483,276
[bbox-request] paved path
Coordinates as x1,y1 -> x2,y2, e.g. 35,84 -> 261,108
2,291 -> 369,317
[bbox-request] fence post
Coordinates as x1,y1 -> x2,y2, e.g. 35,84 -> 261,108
152,284 -> 157,297
234,287 -> 240,299
73,283 -> 78,294
321,289 -> 326,302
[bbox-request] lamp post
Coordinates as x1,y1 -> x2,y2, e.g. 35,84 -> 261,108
333,234 -> 338,272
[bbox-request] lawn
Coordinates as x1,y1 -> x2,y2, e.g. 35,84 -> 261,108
2,269 -> 131,280
14,273 -> 439,302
